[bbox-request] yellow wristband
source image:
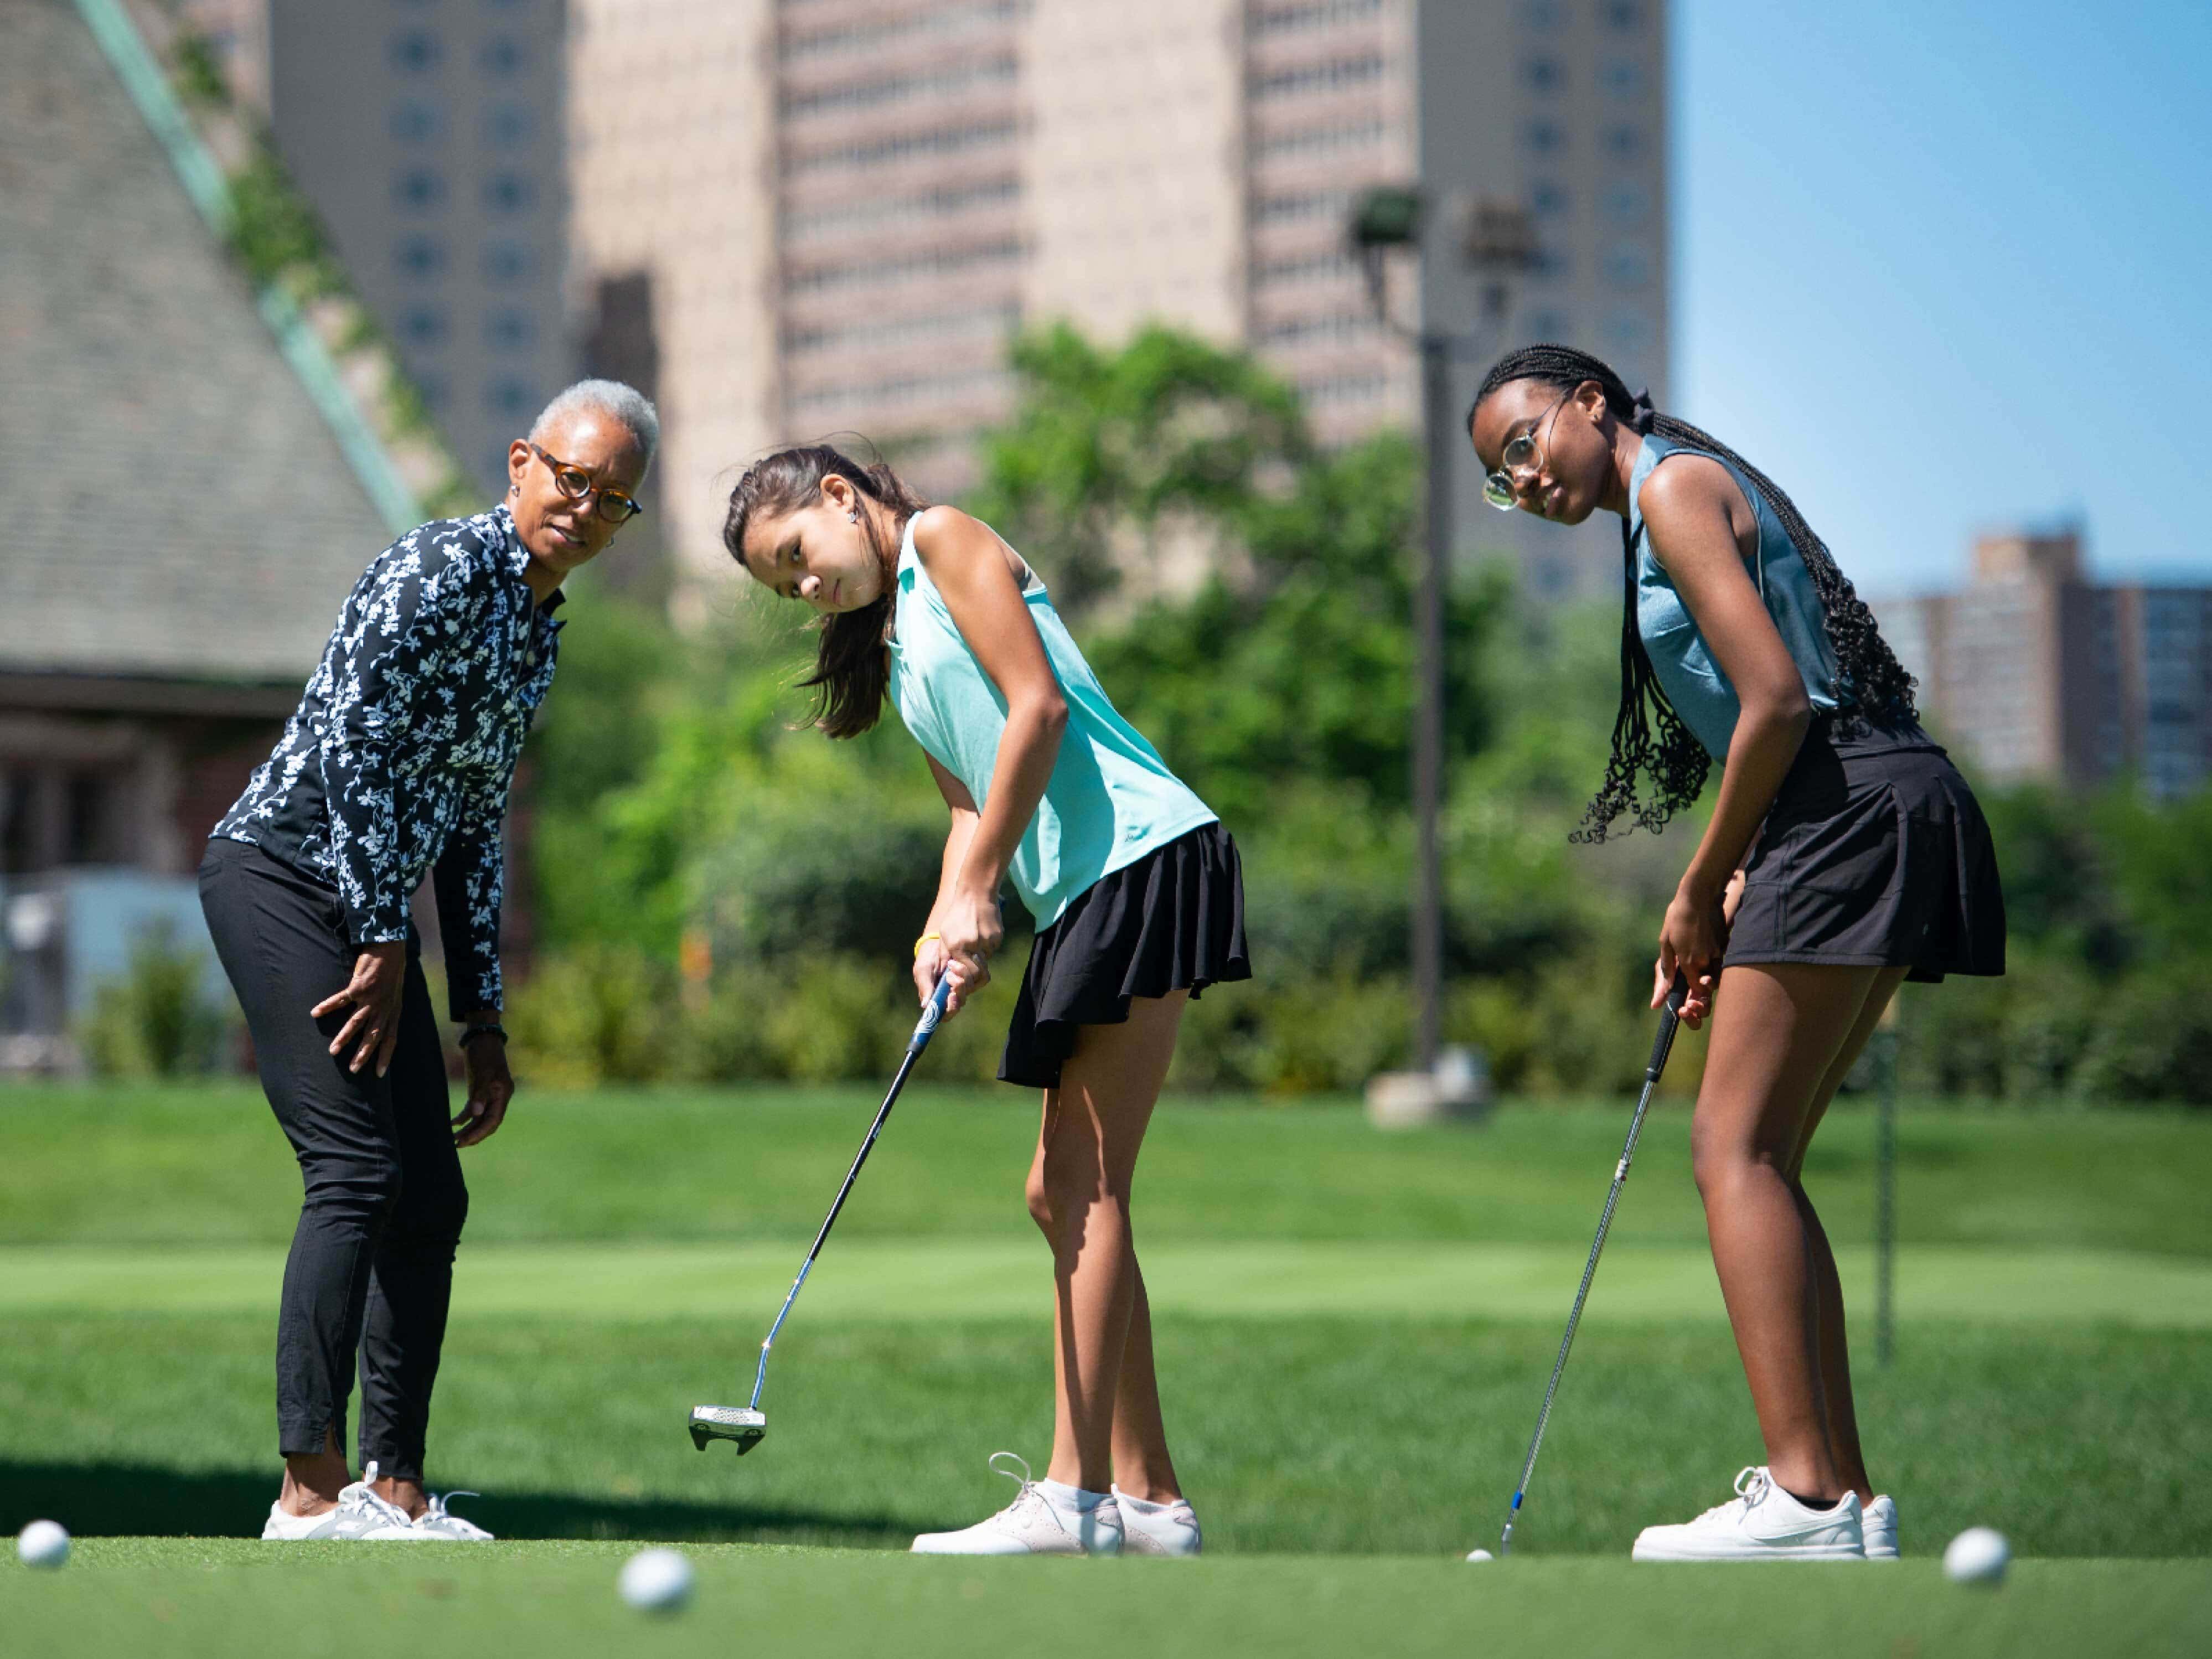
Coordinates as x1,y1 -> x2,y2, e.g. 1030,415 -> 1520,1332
913,932 -> 942,959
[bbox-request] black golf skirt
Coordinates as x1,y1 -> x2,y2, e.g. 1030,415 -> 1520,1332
1726,717 -> 2006,984
999,823 -> 1251,1089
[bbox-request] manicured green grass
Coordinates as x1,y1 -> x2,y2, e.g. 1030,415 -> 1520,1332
4,1314 -> 2206,1558
6,1543 -> 2208,1659
4,1083 -> 2209,1255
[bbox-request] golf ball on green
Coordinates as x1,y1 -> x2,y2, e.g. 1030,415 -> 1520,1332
618,1547 -> 695,1613
1464,1548 -> 1495,1563
17,1520 -> 70,1569
1942,1526 -> 2009,1585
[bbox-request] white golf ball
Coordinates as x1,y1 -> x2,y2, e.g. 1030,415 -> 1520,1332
1942,1526 -> 2009,1585
17,1520 -> 70,1569
618,1547 -> 695,1614
1464,1548 -> 1495,1563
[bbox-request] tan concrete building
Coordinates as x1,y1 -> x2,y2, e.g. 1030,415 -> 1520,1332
1875,531 -> 2212,797
565,0 -> 1669,603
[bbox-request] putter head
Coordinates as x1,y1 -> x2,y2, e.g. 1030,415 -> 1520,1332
688,1405 -> 766,1454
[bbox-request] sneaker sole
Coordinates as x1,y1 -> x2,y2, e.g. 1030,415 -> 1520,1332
1632,1540 -> 1866,1563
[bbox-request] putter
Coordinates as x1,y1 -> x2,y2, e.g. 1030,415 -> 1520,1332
689,975 -> 954,1454
1496,978 -> 1688,1555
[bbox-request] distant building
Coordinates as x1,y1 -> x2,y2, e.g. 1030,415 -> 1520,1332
1,0 -> 411,1068
1873,530 -> 2212,797
561,0 -> 1669,604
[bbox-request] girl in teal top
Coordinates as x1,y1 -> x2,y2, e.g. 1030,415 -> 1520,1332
725,445 -> 1247,1558
1468,346 -> 2003,1564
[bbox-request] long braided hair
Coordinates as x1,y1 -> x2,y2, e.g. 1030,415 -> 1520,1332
1470,344 -> 1918,843
722,443 -> 929,739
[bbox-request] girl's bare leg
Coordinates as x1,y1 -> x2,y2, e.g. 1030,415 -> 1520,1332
1784,965 -> 1909,1503
1024,992 -> 1186,1495
1109,1264 -> 1183,1502
1692,962 -> 1888,1501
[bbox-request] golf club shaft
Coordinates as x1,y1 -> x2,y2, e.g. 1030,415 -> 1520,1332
1499,980 -> 1686,1556
746,978 -> 953,1412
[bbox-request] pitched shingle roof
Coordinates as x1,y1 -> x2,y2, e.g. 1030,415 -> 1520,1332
0,0 -> 406,686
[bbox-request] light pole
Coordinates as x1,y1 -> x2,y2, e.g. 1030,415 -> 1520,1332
1352,187 -> 1536,1076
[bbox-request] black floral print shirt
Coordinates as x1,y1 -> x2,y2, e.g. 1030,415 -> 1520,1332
213,505 -> 563,1017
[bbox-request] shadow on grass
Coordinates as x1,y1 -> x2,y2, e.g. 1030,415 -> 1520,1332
0,1461 -> 917,1547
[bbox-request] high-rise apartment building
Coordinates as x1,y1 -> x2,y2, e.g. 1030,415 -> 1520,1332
568,0 -> 1667,602
1875,530 -> 2212,797
196,0 -> 575,498
186,2 -> 1668,601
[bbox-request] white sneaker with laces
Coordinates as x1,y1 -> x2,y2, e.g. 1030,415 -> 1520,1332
1862,1493 -> 1898,1560
413,1489 -> 495,1541
1111,1485 -> 1201,1557
260,1461 -> 429,1542
911,1453 -> 1123,1556
1631,1466 -> 1865,1562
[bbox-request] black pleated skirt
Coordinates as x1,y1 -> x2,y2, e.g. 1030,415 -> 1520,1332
1727,718 -> 2007,984
999,823 -> 1252,1089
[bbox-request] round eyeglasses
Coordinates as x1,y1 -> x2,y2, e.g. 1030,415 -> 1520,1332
530,443 -> 644,524
1481,390 -> 1571,511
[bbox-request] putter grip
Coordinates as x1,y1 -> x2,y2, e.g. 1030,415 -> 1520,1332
908,976 -> 954,1052
1646,979 -> 1688,1077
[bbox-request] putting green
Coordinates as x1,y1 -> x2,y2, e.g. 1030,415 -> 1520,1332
3,1542 -> 2206,1659
2,1239 -> 2206,1326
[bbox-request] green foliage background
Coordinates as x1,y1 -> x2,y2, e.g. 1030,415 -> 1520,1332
506,325 -> 2212,1104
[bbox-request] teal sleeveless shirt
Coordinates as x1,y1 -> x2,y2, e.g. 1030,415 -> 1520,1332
1627,433 -> 1849,759
885,516 -> 1218,929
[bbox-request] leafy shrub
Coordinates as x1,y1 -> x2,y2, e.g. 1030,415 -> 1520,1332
79,918 -> 234,1077
505,945 -> 677,1088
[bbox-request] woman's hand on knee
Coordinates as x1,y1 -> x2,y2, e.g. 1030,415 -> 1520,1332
311,942 -> 407,1076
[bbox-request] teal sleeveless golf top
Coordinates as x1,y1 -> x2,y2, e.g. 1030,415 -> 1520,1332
886,515 -> 1217,929
1627,432 -> 1850,759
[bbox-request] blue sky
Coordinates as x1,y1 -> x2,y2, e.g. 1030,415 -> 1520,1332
1672,1 -> 2212,593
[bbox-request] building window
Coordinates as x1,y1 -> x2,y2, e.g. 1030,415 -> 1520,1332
416,373 -> 450,412
483,102 -> 533,146
1605,242 -> 1653,287
399,306 -> 448,346
1603,125 -> 1643,159
1523,56 -> 1566,93
395,236 -> 447,278
485,377 -> 540,419
1529,180 -> 1569,218
394,168 -> 447,211
482,173 -> 535,214
1523,118 -> 1565,156
387,99 -> 441,141
482,241 -> 534,280
387,30 -> 441,73
1603,182 -> 1650,224
1529,247 -> 1573,278
1522,0 -> 1565,28
479,37 -> 526,76
1250,53 -> 1387,101
1602,0 -> 1644,28
1525,308 -> 1572,342
1601,57 -> 1644,98
486,309 -> 536,352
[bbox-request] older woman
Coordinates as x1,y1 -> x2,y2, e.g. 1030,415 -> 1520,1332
198,380 -> 657,1541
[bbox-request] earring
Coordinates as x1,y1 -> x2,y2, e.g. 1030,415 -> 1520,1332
849,510 -> 859,524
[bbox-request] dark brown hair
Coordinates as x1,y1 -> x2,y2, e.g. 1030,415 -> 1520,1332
722,443 -> 928,739
1470,343 -> 1919,843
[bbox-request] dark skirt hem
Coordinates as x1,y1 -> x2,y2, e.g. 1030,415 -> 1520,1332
999,823 -> 1250,1090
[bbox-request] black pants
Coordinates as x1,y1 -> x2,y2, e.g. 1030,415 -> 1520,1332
198,838 -> 466,1483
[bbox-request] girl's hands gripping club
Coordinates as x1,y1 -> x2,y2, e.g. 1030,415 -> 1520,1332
914,883 -> 1002,1019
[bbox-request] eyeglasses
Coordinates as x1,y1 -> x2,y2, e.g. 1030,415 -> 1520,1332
530,443 -> 644,523
1482,390 -> 1571,510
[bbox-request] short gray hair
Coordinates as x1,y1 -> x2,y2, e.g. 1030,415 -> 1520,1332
530,379 -> 660,467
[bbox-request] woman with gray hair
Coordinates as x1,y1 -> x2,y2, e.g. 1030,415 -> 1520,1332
198,381 -> 655,1541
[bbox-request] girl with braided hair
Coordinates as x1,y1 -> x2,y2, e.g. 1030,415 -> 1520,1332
1469,345 -> 2004,1562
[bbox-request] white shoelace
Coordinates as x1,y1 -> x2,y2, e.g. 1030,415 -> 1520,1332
986,1450 -> 1042,1517
337,1461 -> 417,1532
419,1490 -> 486,1533
1692,1465 -> 1769,1525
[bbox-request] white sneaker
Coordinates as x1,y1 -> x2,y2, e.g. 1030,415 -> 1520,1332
260,1462 -> 428,1542
1631,1467 -> 1865,1562
1862,1493 -> 1898,1560
412,1489 -> 495,1541
1112,1485 -> 1201,1557
911,1453 -> 1123,1556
